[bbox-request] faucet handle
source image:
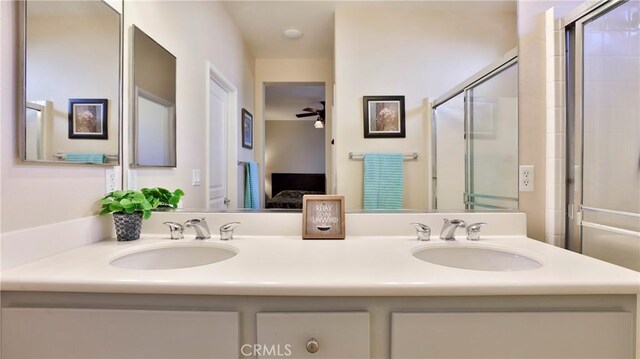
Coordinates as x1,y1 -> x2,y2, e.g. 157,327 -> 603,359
466,222 -> 487,241
220,222 -> 241,241
410,223 -> 431,241
163,221 -> 184,240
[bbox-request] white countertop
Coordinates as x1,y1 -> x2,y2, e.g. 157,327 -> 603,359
2,235 -> 638,296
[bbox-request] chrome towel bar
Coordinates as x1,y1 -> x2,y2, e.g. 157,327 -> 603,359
348,152 -> 418,160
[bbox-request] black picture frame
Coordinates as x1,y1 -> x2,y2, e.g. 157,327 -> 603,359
68,98 -> 108,139
242,108 -> 253,149
363,95 -> 405,138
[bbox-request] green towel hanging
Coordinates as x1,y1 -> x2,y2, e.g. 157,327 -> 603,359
363,153 -> 404,209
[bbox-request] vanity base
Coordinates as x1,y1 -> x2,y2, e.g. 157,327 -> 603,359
2,292 -> 636,358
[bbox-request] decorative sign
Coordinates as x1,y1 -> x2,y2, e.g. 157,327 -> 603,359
302,195 -> 346,240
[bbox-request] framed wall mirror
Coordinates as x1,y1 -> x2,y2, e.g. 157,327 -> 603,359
131,25 -> 177,168
19,0 -> 122,166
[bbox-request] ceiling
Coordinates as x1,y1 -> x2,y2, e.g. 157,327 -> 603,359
223,1 -> 516,59
27,0 -> 118,18
264,84 -> 325,121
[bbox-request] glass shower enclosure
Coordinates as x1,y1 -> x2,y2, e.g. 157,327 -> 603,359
432,50 -> 519,211
565,0 -> 640,271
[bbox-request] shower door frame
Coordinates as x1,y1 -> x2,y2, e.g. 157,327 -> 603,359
564,0 -> 640,252
431,49 -> 518,210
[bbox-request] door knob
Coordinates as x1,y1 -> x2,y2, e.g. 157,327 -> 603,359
306,338 -> 319,353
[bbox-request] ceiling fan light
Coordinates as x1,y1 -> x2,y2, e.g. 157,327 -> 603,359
314,118 -> 324,129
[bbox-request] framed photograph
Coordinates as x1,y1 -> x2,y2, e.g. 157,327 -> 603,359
302,195 -> 346,240
363,96 -> 405,138
68,98 -> 108,139
241,108 -> 253,149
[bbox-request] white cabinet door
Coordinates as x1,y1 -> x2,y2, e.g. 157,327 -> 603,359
2,307 -> 239,359
256,312 -> 370,358
391,311 -> 634,358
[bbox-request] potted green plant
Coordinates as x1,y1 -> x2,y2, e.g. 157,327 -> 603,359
99,190 -> 153,241
99,188 -> 185,241
141,187 -> 185,209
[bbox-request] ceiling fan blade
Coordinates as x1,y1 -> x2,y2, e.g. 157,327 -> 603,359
296,113 -> 317,118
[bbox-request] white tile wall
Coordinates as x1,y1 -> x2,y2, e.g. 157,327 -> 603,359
434,95 -> 466,210
545,7 -> 567,246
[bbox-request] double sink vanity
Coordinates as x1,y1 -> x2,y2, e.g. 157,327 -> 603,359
2,212 -> 638,358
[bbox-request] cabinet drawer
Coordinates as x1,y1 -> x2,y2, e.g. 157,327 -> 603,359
2,307 -> 239,359
391,311 -> 634,358
256,312 -> 370,358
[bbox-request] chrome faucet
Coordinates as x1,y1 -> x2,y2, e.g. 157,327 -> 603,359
184,218 -> 211,240
466,222 -> 487,241
410,223 -> 431,241
220,222 -> 241,241
163,221 -> 184,240
440,218 -> 467,241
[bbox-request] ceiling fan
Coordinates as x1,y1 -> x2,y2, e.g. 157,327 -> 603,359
296,101 -> 325,128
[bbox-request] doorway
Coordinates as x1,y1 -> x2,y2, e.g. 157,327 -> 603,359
263,83 -> 327,209
206,63 -> 239,210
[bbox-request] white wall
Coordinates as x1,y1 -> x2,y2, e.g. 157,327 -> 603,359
1,0 -> 117,232
518,0 -> 583,240
334,6 -> 517,210
122,1 -> 255,210
1,0 -> 252,233
254,59 -> 334,204
265,121 -> 325,197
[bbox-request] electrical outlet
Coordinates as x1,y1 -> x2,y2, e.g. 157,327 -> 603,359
519,165 -> 534,192
105,168 -> 119,194
192,169 -> 201,186
127,169 -> 137,190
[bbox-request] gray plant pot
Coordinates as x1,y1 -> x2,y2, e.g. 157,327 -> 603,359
113,212 -> 143,241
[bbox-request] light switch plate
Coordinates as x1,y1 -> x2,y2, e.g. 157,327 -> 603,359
519,165 -> 534,192
105,168 -> 120,194
127,169 -> 137,190
192,169 -> 201,186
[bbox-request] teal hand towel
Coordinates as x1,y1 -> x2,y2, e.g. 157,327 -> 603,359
363,153 -> 404,209
65,153 -> 105,164
244,162 -> 260,209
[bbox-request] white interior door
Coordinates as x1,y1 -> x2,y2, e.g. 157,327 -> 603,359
136,91 -> 175,167
25,102 -> 44,161
209,79 -> 228,209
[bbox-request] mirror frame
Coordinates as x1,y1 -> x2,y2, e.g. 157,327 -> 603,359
17,0 -> 123,166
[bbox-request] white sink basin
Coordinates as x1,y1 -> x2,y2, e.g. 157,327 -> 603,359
413,245 -> 542,271
110,243 -> 237,270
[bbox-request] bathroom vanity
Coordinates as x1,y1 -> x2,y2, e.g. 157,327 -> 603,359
1,212 -> 638,358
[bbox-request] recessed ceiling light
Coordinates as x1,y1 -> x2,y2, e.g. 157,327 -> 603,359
283,28 -> 303,40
